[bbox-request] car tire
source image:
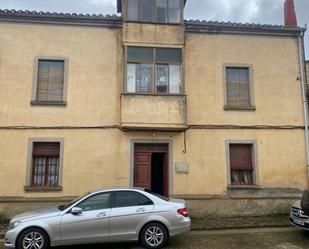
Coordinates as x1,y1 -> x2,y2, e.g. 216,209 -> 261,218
17,228 -> 49,249
139,222 -> 169,249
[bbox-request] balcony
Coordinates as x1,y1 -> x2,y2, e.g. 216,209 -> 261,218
121,94 -> 187,131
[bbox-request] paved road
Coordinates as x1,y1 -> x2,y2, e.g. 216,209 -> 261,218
2,227 -> 309,249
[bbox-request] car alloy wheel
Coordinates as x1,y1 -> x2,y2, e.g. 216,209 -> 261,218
145,226 -> 164,247
18,228 -> 49,249
22,231 -> 44,249
140,222 -> 168,249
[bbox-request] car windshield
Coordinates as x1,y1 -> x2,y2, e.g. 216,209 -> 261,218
57,192 -> 90,211
145,189 -> 169,202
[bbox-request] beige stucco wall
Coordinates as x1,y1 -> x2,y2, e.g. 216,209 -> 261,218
0,22 -> 122,127
185,33 -> 303,126
0,129 -> 307,197
0,22 -> 307,200
123,23 -> 185,46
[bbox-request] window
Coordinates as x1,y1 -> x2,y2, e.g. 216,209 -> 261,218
31,142 -> 60,187
113,191 -> 153,208
225,66 -> 254,109
229,144 -> 254,186
32,58 -> 68,105
127,0 -> 182,23
126,47 -> 182,94
76,192 -> 111,212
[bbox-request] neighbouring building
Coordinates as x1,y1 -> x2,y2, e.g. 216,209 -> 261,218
306,60 -> 309,85
0,0 -> 308,220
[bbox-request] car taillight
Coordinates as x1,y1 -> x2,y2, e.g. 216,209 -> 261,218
177,208 -> 189,217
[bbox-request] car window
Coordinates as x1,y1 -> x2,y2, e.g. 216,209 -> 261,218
113,191 -> 153,208
75,192 -> 111,212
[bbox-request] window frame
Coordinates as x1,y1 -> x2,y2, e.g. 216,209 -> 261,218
223,64 -> 255,111
124,46 -> 183,95
124,0 -> 184,24
225,140 -> 259,188
31,56 -> 69,106
25,138 -> 64,192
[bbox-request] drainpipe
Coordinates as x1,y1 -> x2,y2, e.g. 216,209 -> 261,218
298,30 -> 309,181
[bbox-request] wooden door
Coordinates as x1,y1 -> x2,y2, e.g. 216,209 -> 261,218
134,151 -> 152,190
134,144 -> 169,196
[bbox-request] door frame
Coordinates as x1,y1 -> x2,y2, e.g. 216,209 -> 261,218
130,139 -> 173,197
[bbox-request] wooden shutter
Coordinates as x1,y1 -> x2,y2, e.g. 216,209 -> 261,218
226,67 -> 250,106
229,144 -> 253,170
37,60 -> 64,101
33,142 -> 60,157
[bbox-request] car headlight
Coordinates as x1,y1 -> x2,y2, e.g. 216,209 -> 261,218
8,221 -> 22,230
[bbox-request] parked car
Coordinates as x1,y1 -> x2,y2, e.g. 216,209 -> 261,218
4,188 -> 191,249
290,200 -> 309,229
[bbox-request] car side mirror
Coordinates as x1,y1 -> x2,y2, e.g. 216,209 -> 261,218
71,207 -> 82,215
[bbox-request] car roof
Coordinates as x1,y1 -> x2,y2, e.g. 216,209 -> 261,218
90,187 -> 145,194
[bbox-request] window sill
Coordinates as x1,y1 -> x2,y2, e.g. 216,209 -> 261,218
24,186 -> 63,192
227,184 -> 260,190
122,93 -> 186,97
224,105 -> 256,111
31,101 -> 67,106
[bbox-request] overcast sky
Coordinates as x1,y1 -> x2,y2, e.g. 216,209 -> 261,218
0,0 -> 308,58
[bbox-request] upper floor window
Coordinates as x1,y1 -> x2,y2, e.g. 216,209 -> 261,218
224,66 -> 255,110
31,58 -> 68,106
126,0 -> 182,24
126,46 -> 182,94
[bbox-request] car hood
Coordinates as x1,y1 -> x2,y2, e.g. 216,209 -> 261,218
11,207 -> 61,222
293,200 -> 301,209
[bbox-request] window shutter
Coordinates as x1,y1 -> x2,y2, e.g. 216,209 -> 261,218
229,144 -> 253,170
226,68 -> 250,106
37,60 -> 64,102
33,142 -> 60,157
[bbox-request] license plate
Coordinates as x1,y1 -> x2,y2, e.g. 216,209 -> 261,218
293,219 -> 305,226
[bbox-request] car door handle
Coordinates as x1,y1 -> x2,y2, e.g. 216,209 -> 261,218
136,208 -> 146,213
97,212 -> 107,218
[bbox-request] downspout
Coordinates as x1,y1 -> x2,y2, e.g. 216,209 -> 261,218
298,30 -> 309,181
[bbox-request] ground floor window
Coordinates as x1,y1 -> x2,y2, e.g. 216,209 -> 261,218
31,142 -> 60,187
229,144 -> 254,185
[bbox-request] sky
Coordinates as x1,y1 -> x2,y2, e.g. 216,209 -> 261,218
0,0 -> 308,58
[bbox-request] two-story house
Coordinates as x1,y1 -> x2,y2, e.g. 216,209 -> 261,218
0,0 -> 308,221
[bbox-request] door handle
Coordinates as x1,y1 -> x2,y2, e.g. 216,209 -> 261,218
136,208 -> 146,213
97,212 -> 107,218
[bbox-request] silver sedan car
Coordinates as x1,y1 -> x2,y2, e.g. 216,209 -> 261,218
5,188 -> 191,249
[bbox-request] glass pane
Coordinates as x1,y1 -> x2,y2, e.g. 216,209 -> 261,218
169,65 -> 181,93
156,0 -> 168,23
77,192 -> 111,212
156,65 -> 168,93
136,64 -> 153,93
114,191 -> 152,208
127,0 -> 139,21
168,0 -> 180,23
140,0 -> 154,22
127,47 -> 154,63
127,63 -> 137,93
156,48 -> 182,63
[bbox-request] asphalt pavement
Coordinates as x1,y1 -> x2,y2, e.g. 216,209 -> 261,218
1,227 -> 309,249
